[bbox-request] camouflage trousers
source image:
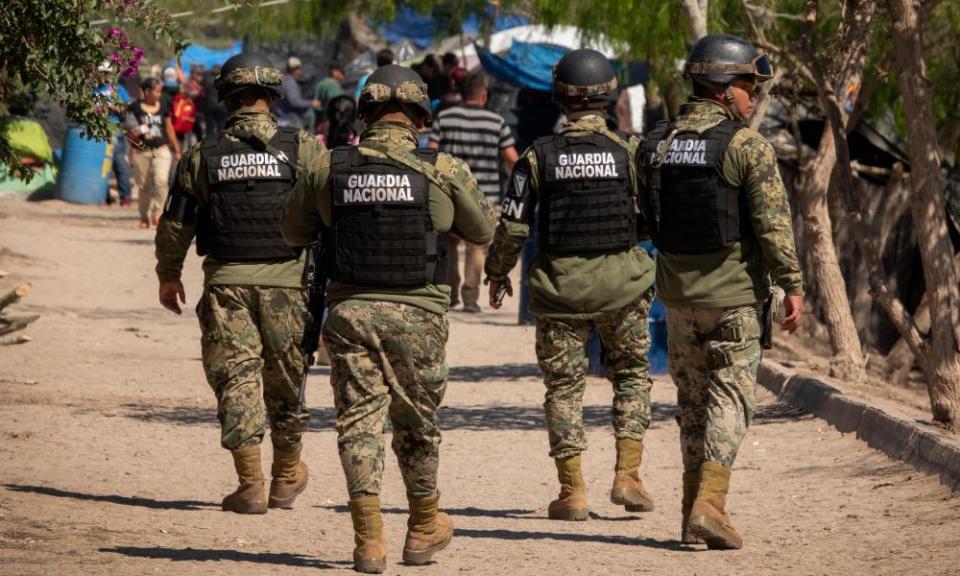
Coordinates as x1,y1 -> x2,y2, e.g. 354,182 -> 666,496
535,291 -> 654,460
666,304 -> 761,473
197,285 -> 308,452
322,300 -> 448,500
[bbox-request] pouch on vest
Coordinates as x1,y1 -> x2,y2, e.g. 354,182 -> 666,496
641,118 -> 753,254
534,132 -> 635,255
198,126 -> 301,263
329,146 -> 447,288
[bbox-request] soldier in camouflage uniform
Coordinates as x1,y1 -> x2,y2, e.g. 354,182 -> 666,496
484,49 -> 657,522
638,34 -> 804,549
281,65 -> 496,573
155,52 -> 325,515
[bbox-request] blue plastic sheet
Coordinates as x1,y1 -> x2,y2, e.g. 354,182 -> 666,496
168,41 -> 244,71
377,5 -> 528,49
476,41 -> 568,92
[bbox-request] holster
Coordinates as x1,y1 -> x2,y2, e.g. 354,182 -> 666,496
760,296 -> 774,350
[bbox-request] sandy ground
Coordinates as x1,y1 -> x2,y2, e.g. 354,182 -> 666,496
1,198 -> 959,576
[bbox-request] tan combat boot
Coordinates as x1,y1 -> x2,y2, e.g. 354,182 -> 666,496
222,445 -> 268,514
268,445 -> 309,509
681,471 -> 705,544
402,492 -> 454,565
609,438 -> 655,512
548,455 -> 590,521
687,462 -> 743,550
348,496 -> 387,574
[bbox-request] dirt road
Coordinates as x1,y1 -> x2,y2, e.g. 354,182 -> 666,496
1,198 -> 958,576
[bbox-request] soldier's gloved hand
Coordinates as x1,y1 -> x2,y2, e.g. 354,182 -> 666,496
159,280 -> 186,315
486,276 -> 513,310
781,294 -> 803,334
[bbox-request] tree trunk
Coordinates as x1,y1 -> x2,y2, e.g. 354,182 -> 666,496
795,127 -> 866,380
679,0 -> 709,40
886,0 -> 960,429
851,165 -> 910,344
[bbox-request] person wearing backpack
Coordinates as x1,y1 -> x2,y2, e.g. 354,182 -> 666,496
171,89 -> 198,149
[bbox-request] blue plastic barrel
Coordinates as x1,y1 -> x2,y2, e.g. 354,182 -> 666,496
56,126 -> 113,204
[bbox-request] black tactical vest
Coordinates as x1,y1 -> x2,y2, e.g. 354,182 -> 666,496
640,118 -> 753,254
533,132 -> 636,255
199,126 -> 301,262
329,146 -> 448,287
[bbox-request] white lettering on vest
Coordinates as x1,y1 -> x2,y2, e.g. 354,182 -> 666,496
215,152 -> 284,181
341,172 -> 416,204
661,138 -> 708,165
554,151 -> 620,180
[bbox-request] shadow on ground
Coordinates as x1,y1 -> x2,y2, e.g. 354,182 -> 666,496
116,402 -> 678,432
448,363 -> 541,382
753,401 -> 812,425
3,484 -> 216,511
316,504 -> 538,520
454,527 -> 687,550
100,546 -> 351,569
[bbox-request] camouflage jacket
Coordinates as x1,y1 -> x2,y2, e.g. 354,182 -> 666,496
484,113 -> 656,319
281,120 -> 497,315
644,99 -> 804,307
154,108 -> 326,288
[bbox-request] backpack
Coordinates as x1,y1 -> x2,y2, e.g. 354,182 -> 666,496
171,92 -> 197,135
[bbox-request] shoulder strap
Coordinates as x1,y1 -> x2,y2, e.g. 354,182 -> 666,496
378,146 -> 450,194
580,125 -> 632,153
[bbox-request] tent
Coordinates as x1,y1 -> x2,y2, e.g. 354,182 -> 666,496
167,41 -> 243,71
476,41 -> 567,92
377,5 -> 528,49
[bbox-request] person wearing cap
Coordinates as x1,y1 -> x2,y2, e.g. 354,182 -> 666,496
638,34 -> 804,550
154,52 -> 327,516
274,56 -> 317,130
281,64 -> 496,573
484,49 -> 657,523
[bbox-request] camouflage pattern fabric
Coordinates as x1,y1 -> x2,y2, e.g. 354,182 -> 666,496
553,77 -> 618,100
535,291 -> 654,459
196,285 -> 308,452
360,80 -> 429,105
322,299 -> 449,500
216,66 -> 283,91
666,304 -> 761,472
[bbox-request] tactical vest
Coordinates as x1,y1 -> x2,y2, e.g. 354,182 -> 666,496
640,118 -> 753,254
329,146 -> 448,287
533,132 -> 635,255
198,126 -> 301,262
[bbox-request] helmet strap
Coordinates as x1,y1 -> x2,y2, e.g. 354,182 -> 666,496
724,86 -> 745,121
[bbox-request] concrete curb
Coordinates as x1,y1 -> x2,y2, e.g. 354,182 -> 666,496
758,359 -> 960,491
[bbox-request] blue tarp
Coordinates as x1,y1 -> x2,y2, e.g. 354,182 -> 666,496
477,41 -> 568,92
168,41 -> 244,71
378,5 -> 528,49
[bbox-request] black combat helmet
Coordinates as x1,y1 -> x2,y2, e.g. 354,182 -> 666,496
683,34 -> 773,87
358,64 -> 432,125
215,52 -> 285,101
552,48 -> 617,104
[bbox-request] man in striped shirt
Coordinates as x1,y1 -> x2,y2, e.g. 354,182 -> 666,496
429,71 -> 519,313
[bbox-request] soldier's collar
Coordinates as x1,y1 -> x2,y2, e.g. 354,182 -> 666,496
362,120 -> 419,145
226,107 -> 277,128
562,113 -> 607,132
683,98 -> 735,119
